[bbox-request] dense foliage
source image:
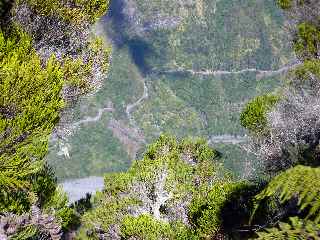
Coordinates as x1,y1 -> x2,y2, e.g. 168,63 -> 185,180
2,0 -> 320,239
240,94 -> 279,135
256,217 -> 320,239
19,0 -> 109,24
277,0 -> 293,9
0,27 -> 64,211
45,0 -> 293,181
240,0 -> 320,238
76,0 -> 320,239
78,135 -> 250,239
0,0 -> 110,238
253,165 -> 320,223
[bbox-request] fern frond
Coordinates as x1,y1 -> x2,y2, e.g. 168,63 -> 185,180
255,217 -> 320,239
254,165 -> 320,222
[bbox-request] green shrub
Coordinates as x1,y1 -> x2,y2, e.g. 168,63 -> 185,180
62,37 -> 111,94
276,0 -> 293,9
295,59 -> 320,78
189,182 -> 249,238
120,215 -> 199,240
20,0 -> 109,24
43,187 -> 79,230
0,0 -> 111,237
277,0 -> 308,9
0,26 -> 64,212
120,214 -> 175,240
294,22 -> 320,59
0,27 -> 64,191
77,196 -> 141,239
287,59 -> 320,91
240,94 -> 280,135
78,135 -> 227,239
29,164 -> 57,207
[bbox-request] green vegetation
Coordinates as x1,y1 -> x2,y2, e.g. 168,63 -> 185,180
0,27 -> 63,207
256,217 -> 320,239
240,94 -> 279,135
76,0 -> 320,239
78,135 -> 239,239
0,0 -> 110,238
294,22 -> 320,59
47,112 -> 131,180
132,0 -> 290,71
43,187 -> 79,230
62,36 -> 111,95
51,0 -> 292,179
238,0 -> 320,237
294,59 -> 320,78
277,0 -> 293,9
253,165 -> 320,223
133,79 -> 204,141
189,181 -> 249,238
131,0 -> 290,137
91,46 -> 145,120
3,0 -> 320,239
290,59 -> 320,90
20,0 -> 109,24
120,215 -> 191,240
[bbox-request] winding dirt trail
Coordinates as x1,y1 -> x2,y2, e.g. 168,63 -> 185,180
52,106 -> 114,159
64,59 -> 299,144
160,61 -> 301,79
71,107 -> 114,130
56,56 -> 299,162
121,61 -> 300,139
209,134 -> 248,145
125,80 -> 149,127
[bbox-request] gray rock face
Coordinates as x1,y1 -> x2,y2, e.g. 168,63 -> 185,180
60,176 -> 104,203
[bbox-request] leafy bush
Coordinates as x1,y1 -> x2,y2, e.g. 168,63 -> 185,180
62,36 -> 111,94
120,214 -> 199,240
294,59 -> 320,79
78,135 -> 229,239
120,214 -> 175,240
189,181 -> 250,238
276,0 -> 293,9
294,22 -> 320,59
0,0 -> 110,238
29,164 -> 57,207
240,94 -> 280,135
0,27 -> 63,195
43,187 -> 79,230
0,26 -> 77,235
21,0 -> 109,24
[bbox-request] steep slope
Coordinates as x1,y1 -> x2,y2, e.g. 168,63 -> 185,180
48,0 -> 294,179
